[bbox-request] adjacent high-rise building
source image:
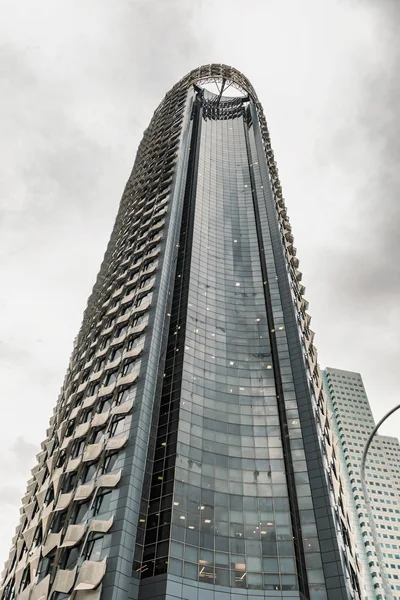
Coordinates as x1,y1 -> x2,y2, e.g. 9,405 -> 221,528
323,367 -> 400,600
1,65 -> 361,600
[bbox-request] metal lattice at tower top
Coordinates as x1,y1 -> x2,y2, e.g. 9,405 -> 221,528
1,65 -> 362,600
79,66 -> 259,341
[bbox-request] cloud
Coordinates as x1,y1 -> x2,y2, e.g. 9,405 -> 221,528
9,437 -> 39,475
324,0 -> 400,308
0,486 -> 24,507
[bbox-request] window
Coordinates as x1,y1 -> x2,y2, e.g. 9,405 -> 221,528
71,394 -> 84,410
115,325 -> 128,338
139,276 -> 152,289
109,417 -> 125,438
142,259 -> 157,272
124,286 -> 135,298
61,546 -> 80,570
97,397 -> 112,413
37,553 -> 55,582
116,388 -> 131,405
44,486 -> 54,505
79,409 -> 92,424
104,371 -> 118,387
87,382 -> 100,397
95,358 -> 106,372
81,464 -> 97,484
18,567 -> 30,593
132,314 -> 145,328
71,439 -> 85,459
91,428 -> 106,444
81,370 -> 90,383
65,420 -> 75,437
127,335 -> 144,351
145,245 -> 157,256
121,360 -> 138,377
61,473 -> 78,494
109,346 -> 123,362
56,450 -> 67,468
18,542 -> 27,563
83,535 -> 103,561
32,526 -> 43,550
93,491 -> 112,516
120,304 -> 132,315
99,336 -> 110,350
50,510 -> 68,534
102,453 -> 118,474
134,296 -> 145,308
73,500 -> 91,524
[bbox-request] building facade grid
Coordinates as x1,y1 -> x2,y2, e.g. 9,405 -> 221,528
323,367 -> 400,600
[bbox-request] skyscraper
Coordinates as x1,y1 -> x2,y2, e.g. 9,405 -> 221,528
323,367 -> 400,600
1,65 -> 361,600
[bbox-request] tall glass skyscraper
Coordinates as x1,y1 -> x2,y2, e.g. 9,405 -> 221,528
0,65 -> 361,600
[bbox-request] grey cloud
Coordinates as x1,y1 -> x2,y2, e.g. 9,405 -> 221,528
0,341 -> 32,362
327,63 -> 400,308
0,486 -> 24,507
10,437 -> 39,474
0,43 -> 37,92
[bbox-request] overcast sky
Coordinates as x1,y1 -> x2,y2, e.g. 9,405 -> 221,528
0,0 -> 399,566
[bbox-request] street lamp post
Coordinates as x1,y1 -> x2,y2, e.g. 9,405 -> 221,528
360,404 -> 400,600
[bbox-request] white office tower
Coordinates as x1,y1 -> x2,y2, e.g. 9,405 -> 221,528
323,367 -> 400,600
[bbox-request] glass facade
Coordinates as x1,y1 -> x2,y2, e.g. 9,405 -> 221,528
147,98 -> 298,591
1,65 -> 361,600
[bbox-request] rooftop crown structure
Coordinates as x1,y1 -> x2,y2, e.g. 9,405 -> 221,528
1,65 -> 362,600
